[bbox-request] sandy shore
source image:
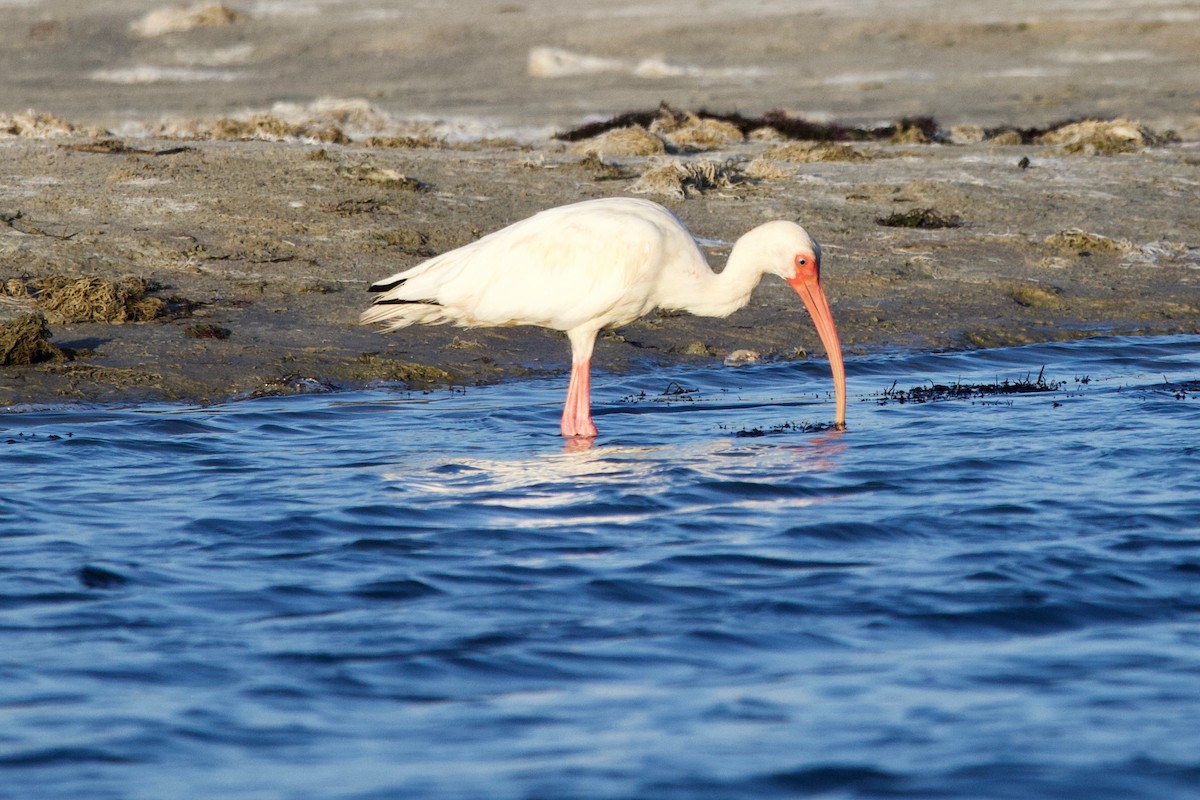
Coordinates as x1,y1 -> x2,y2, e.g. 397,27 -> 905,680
1,1 -> 1198,407
2,125 -> 1197,407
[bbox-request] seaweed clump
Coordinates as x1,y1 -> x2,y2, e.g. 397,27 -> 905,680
335,163 -> 428,190
876,209 -> 963,229
556,104 -> 940,144
131,3 -> 244,37
570,125 -> 666,157
1044,229 -> 1132,257
557,107 -> 1178,155
1,110 -> 96,138
566,109 -> 743,156
179,114 -> 351,144
184,324 -> 232,340
873,368 -> 1064,405
1035,118 -> 1172,155
761,142 -> 873,163
1163,380 -> 1200,400
0,312 -> 65,366
630,159 -> 744,199
3,276 -> 165,323
649,111 -> 744,151
734,420 -> 838,437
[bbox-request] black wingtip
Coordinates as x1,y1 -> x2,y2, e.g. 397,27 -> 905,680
368,277 -> 406,293
371,297 -> 441,307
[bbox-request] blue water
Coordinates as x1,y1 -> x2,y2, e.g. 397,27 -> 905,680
3,334 -> 1199,800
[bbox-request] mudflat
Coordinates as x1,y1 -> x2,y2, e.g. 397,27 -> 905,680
1,1 -> 1197,406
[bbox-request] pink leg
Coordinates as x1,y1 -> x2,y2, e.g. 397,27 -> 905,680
561,359 -> 598,438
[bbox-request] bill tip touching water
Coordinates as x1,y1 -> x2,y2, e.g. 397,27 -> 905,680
362,197 -> 846,437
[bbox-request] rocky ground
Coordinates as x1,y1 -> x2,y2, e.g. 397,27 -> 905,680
1,1 -> 1197,406
1,110 -> 1197,406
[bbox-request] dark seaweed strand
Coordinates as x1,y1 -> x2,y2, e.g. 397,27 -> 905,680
713,110 -> 941,142
554,109 -> 666,142
983,115 -> 1135,144
554,103 -> 944,143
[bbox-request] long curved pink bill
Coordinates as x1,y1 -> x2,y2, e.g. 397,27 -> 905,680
788,277 -> 847,429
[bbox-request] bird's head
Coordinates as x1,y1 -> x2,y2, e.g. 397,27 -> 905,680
746,220 -> 846,429
745,220 -> 821,282
791,239 -> 822,285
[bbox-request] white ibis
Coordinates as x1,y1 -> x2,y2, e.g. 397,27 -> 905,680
361,197 -> 846,438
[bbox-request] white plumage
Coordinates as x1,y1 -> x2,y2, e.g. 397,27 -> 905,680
362,197 -> 845,438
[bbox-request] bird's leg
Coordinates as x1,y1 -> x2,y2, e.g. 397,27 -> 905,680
562,328 -> 599,438
561,360 -> 598,438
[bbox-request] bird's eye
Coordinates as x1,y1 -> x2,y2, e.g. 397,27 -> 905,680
794,253 -> 818,280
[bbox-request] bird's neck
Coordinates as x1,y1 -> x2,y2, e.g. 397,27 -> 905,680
672,240 -> 767,318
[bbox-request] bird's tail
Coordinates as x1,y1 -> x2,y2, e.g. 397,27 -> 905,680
362,240 -> 481,330
360,298 -> 449,331
361,277 -> 452,331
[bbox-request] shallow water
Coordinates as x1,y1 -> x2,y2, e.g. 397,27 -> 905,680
3,335 -> 1199,800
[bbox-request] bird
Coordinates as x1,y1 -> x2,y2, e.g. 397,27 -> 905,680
362,197 -> 846,438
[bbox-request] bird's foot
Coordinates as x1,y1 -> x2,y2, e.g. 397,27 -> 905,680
561,419 -> 598,439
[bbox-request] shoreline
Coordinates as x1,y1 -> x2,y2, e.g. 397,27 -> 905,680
1,117 -> 1198,409
4,0 -> 1199,409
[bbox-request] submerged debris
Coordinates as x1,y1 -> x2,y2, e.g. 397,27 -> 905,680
1160,379 -> 1200,400
734,420 -> 837,437
723,349 -> 761,367
78,564 -> 130,590
876,208 -> 963,229
0,312 -> 65,366
242,374 -> 338,399
619,381 -> 701,404
872,368 -> 1064,405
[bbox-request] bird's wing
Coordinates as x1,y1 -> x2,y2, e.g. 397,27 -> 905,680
370,200 -> 688,332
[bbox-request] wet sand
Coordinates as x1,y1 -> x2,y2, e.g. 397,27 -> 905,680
1,1 -> 1198,407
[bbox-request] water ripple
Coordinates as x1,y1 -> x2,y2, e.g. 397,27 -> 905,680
1,335 -> 1198,799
